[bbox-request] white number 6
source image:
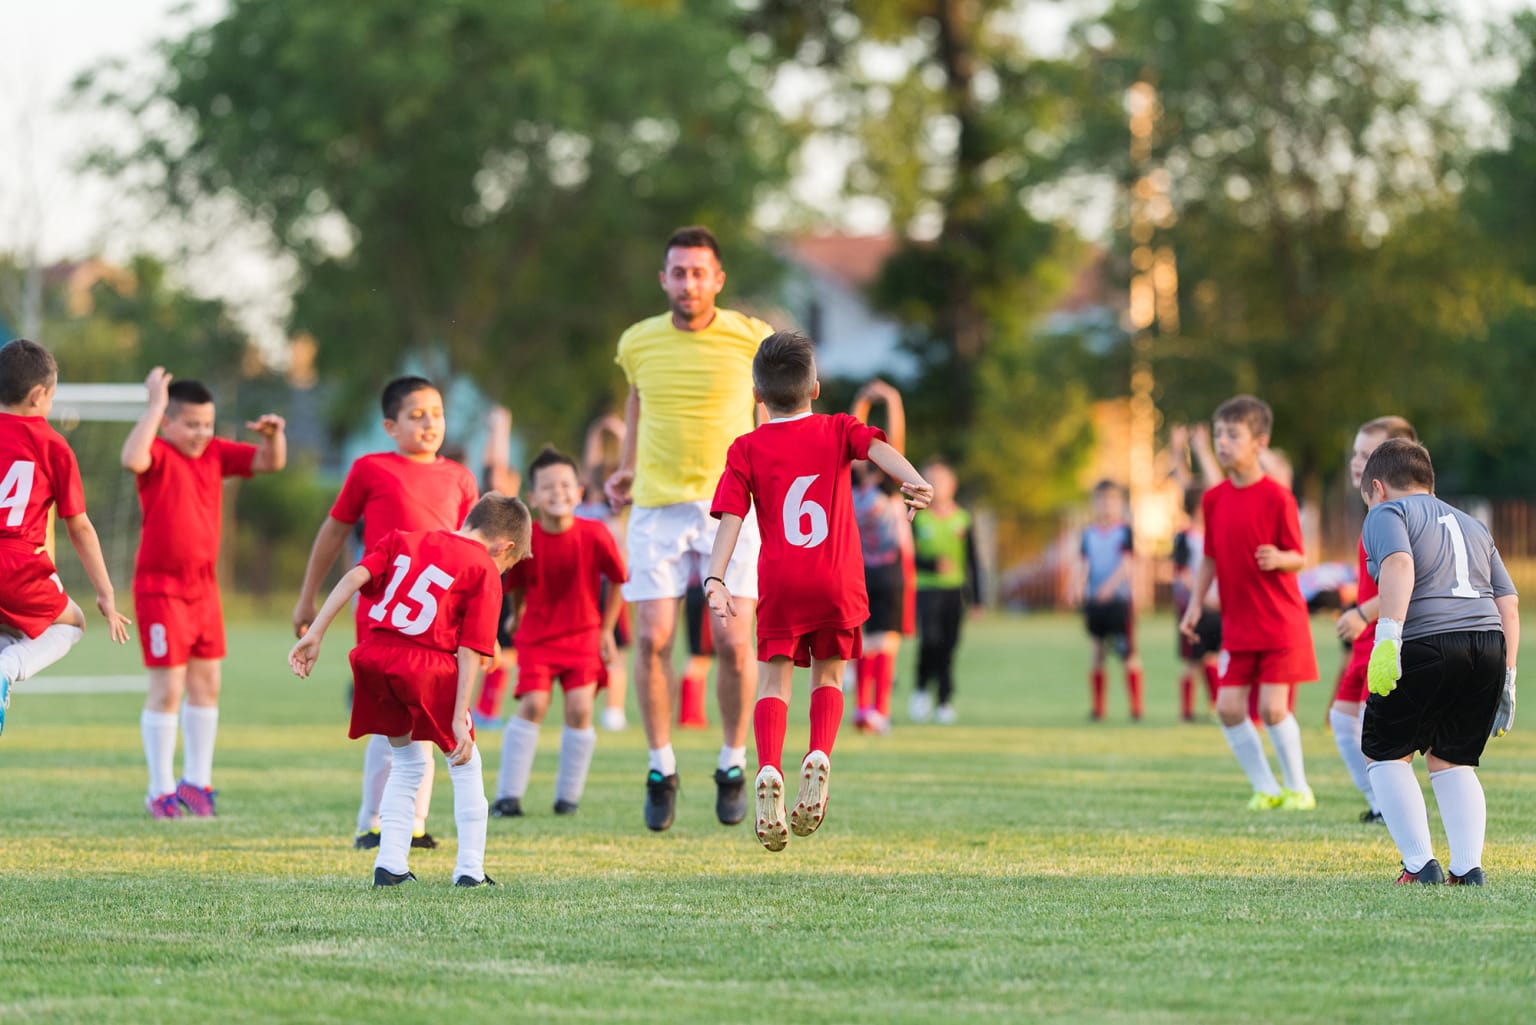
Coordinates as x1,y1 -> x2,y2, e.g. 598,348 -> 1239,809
782,474 -> 829,549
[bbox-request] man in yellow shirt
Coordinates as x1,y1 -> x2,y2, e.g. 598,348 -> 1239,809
605,226 -> 772,832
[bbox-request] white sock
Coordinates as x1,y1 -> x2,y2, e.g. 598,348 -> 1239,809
0,624 -> 83,682
717,745 -> 747,773
496,717 -> 540,800
449,745 -> 489,882
140,709 -> 178,797
556,726 -> 597,805
1330,708 -> 1376,812
1264,715 -> 1309,793
358,734 -> 394,833
180,704 -> 219,789
1430,765 -> 1486,877
1221,721 -> 1281,796
648,744 -> 677,776
413,741 -> 436,835
375,741 -> 426,877
1368,760 -> 1435,873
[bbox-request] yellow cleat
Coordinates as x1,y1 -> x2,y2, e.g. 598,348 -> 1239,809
1279,786 -> 1317,811
1246,791 -> 1282,811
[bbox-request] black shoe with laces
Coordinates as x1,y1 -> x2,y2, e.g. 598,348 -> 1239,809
491,797 -> 523,818
353,829 -> 381,850
553,799 -> 578,815
454,874 -> 497,888
714,766 -> 747,826
373,866 -> 415,887
644,770 -> 679,831
1448,867 -> 1486,886
1395,859 -> 1446,885
410,832 -> 438,849
1360,809 -> 1385,824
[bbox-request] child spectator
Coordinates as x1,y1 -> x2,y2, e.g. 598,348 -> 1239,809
910,459 -> 980,724
1071,480 -> 1143,721
1172,485 -> 1221,721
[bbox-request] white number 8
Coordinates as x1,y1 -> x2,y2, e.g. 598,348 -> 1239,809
782,474 -> 829,549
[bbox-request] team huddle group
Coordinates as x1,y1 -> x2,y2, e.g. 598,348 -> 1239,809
0,226 -> 1519,887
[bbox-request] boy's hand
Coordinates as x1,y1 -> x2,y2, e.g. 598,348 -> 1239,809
1335,607 -> 1368,643
1491,668 -> 1516,738
1367,618 -> 1404,696
604,468 -> 634,510
449,712 -> 475,766
704,578 -> 736,620
293,601 -> 316,639
599,632 -> 616,666
245,414 -> 286,437
900,479 -> 934,520
97,595 -> 132,644
1178,603 -> 1201,642
1254,545 -> 1283,571
144,367 -> 172,410
288,634 -> 322,678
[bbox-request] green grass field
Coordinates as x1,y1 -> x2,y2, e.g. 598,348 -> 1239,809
1,613 -> 1532,1024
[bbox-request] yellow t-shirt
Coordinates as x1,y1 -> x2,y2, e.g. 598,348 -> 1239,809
615,308 -> 773,507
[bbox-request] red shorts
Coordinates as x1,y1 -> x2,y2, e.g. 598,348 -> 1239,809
348,639 -> 471,754
134,591 -> 226,667
758,626 -> 863,668
0,546 -> 68,638
1217,645 -> 1319,689
1334,643 -> 1370,703
514,657 -> 606,696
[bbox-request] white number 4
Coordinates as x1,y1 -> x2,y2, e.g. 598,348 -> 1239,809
369,554 -> 456,635
1437,513 -> 1481,599
782,474 -> 829,549
0,461 -> 36,527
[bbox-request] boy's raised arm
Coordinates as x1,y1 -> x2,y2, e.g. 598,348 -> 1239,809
866,440 -> 932,519
120,367 -> 170,475
248,414 -> 287,473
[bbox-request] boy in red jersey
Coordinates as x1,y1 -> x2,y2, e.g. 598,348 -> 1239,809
0,339 -> 131,735
121,367 -> 286,818
290,493 -> 530,887
293,376 -> 480,850
1179,395 -> 1318,811
704,332 -> 932,851
491,446 -> 626,818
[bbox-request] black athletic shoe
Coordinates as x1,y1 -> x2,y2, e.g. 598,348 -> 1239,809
454,874 -> 497,888
553,799 -> 578,815
714,766 -> 747,826
1395,859 -> 1446,885
410,832 -> 438,849
1448,867 -> 1486,886
644,770 -> 679,831
1360,809 -> 1385,825
491,797 -> 524,818
373,867 -> 415,887
353,829 -> 381,850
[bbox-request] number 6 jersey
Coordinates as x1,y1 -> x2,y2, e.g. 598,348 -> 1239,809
711,412 -> 885,639
355,528 -> 502,658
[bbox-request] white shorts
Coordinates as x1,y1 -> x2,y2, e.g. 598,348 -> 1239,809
622,500 -> 760,602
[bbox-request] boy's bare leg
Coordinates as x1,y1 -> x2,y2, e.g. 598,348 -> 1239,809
712,600 -> 756,752
634,597 -> 679,768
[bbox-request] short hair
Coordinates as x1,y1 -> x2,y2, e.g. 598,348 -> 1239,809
664,225 -> 721,264
464,492 -> 532,549
380,376 -> 437,421
1213,394 -> 1273,438
1183,485 -> 1204,518
166,379 -> 215,414
1092,479 -> 1122,497
527,444 -> 581,488
753,331 -> 817,411
1360,438 -> 1434,495
0,339 -> 58,405
1359,415 -> 1417,443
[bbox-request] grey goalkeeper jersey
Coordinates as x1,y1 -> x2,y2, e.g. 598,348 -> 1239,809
1363,493 -> 1516,642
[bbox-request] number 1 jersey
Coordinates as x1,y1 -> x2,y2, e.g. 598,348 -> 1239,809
355,528 -> 501,657
711,412 -> 885,640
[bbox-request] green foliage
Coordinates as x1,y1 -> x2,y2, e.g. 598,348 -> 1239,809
232,459 -> 341,601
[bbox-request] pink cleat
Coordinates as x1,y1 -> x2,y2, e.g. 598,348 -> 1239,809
176,780 -> 218,817
146,792 -> 184,819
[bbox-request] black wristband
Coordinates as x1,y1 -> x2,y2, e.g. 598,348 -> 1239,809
1352,606 -> 1368,626
704,575 -> 726,589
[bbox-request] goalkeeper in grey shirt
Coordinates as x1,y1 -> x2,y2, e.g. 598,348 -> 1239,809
1360,438 -> 1519,886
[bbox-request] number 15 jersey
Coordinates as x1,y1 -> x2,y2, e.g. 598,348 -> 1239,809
711,412 -> 885,640
355,528 -> 502,658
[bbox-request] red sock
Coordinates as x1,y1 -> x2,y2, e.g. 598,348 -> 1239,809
809,686 -> 844,757
1091,669 -> 1106,718
754,697 -> 788,774
873,652 -> 894,717
679,675 -> 708,728
475,665 -> 506,719
1202,662 -> 1220,704
855,658 -> 876,715
1179,672 -> 1195,719
1127,667 -> 1144,720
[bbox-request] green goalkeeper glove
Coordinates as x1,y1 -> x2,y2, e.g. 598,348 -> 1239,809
1491,667 -> 1516,739
1367,618 -> 1404,697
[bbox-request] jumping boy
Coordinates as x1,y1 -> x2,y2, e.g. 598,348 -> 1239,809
293,376 -> 480,849
492,446 -> 626,818
0,338 -> 132,734
290,493 -> 531,887
1360,439 -> 1518,885
1179,395 -> 1318,811
121,367 -> 286,817
1073,480 -> 1143,721
703,331 -> 932,851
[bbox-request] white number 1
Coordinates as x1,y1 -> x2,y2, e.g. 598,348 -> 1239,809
1437,513 -> 1480,598
368,554 -> 456,634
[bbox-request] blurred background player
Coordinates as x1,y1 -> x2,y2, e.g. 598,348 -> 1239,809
121,367 -> 286,818
910,458 -> 981,725
492,446 -> 626,818
677,573 -> 716,729
1071,480 -> 1143,722
1171,485 -> 1221,721
470,405 -> 521,729
577,411 -> 632,732
293,376 -> 479,850
0,338 -> 132,737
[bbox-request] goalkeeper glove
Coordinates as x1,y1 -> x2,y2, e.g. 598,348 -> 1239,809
1367,618 -> 1404,697
1491,667 -> 1516,739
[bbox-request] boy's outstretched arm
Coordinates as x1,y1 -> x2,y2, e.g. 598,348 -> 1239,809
294,516 -> 354,636
866,440 -> 932,518
120,367 -> 171,475
249,414 -> 288,473
702,513 -> 745,620
60,512 -> 131,643
289,564 -> 372,677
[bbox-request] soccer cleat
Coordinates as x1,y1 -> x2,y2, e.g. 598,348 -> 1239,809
410,831 -> 438,849
754,766 -> 789,852
1360,809 -> 1385,825
935,704 -> 958,725
1246,791 -> 1282,811
864,710 -> 891,736
714,766 -> 747,826
1448,867 -> 1486,886
176,779 -> 217,818
0,673 -> 10,737
644,770 -> 679,832
353,828 -> 381,849
490,797 -> 524,818
454,873 -> 498,888
909,690 -> 933,723
789,751 -> 831,838
1395,859 -> 1445,885
372,866 -> 416,887
553,799 -> 578,815
146,792 -> 184,819
1278,786 -> 1316,811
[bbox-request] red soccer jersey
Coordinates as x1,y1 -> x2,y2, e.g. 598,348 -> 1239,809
711,412 -> 885,639
503,518 -> 627,662
355,529 -> 501,657
134,436 -> 257,597
1201,476 -> 1312,652
0,413 -> 85,549
1349,536 -> 1377,660
330,452 -> 479,551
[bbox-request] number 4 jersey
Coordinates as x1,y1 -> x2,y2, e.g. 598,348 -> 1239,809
711,412 -> 885,640
355,528 -> 502,658
1363,494 -> 1516,642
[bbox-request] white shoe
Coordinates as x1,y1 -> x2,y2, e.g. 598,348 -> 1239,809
865,710 -> 891,735
789,750 -> 831,837
935,704 -> 958,725
909,690 -> 933,723
754,766 -> 788,852
600,707 -> 627,732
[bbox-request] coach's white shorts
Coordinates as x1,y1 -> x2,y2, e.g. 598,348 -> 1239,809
623,500 -> 760,603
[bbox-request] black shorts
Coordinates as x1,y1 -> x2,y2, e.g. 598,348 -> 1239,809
1179,609 -> 1222,661
863,562 -> 905,634
1362,630 -> 1506,766
496,592 -> 515,649
684,584 -> 715,658
1085,599 -> 1135,659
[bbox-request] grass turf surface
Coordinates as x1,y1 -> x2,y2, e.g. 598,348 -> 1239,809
1,613 -> 1532,1024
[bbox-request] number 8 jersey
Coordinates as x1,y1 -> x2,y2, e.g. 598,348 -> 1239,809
355,528 -> 502,658
711,412 -> 885,640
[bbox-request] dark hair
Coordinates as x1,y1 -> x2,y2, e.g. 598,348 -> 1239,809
380,376 -> 437,420
1359,415 -> 1417,443
753,331 -> 817,412
464,493 -> 532,549
527,444 -> 581,488
0,339 -> 58,405
1092,479 -> 1122,497
166,379 -> 215,414
1360,438 -> 1434,496
1183,485 -> 1204,518
1213,394 -> 1273,438
664,225 -> 721,264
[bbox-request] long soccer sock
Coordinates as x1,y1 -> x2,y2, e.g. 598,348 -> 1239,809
717,744 -> 747,773
555,726 -> 597,806
448,745 -> 489,882
1127,667 -> 1144,719
1090,669 -> 1106,718
413,741 -> 436,835
0,624 -> 83,682
855,658 -> 876,718
1329,707 -> 1377,812
678,675 -> 708,727
474,666 -> 507,719
873,652 -> 894,718
809,685 -> 844,758
496,717 -> 540,800
1430,765 -> 1487,877
140,709 -> 178,797
375,741 -> 426,877
754,696 -> 788,774
1368,759 -> 1435,873
1264,715 -> 1309,793
1202,662 -> 1220,704
1221,720 -> 1282,796
180,704 -> 219,788
647,744 -> 677,777
1180,672 -> 1195,720
358,734 -> 394,833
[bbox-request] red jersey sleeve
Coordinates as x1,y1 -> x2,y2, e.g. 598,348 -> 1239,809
329,460 -> 373,525
216,438 -> 259,479
457,561 -> 501,657
710,438 -> 753,520
50,436 -> 86,520
356,530 -> 399,590
1274,485 -> 1304,554
837,413 -> 886,462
